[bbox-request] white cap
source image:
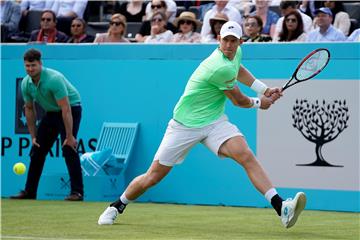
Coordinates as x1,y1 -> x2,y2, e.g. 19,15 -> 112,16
220,21 -> 243,39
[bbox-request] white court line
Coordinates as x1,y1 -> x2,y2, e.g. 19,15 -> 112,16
1,236 -> 87,240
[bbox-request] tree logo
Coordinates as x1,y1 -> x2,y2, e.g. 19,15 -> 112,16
292,99 -> 349,167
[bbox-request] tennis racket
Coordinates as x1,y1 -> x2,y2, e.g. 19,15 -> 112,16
282,48 -> 330,92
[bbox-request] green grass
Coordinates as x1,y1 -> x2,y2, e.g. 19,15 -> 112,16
1,199 -> 359,240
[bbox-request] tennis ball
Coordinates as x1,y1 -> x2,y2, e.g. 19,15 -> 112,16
13,162 -> 26,175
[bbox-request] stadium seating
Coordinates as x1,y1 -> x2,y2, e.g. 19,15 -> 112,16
87,21 -> 109,37
125,22 -> 142,41
25,10 -> 43,34
343,2 -> 360,22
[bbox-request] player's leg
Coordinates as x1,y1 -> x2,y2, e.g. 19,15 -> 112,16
124,160 -> 172,200
219,136 -> 273,194
219,136 -> 306,228
98,161 -> 172,225
10,113 -> 60,199
98,119 -> 202,225
203,117 -> 306,228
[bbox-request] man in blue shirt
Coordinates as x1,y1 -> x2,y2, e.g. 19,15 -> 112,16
0,0 -> 21,42
306,7 -> 346,42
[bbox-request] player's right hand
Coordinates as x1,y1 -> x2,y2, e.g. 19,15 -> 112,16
32,138 -> 40,147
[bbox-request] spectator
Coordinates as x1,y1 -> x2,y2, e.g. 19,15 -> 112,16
201,0 -> 242,39
172,11 -> 201,43
51,0 -> 88,35
0,0 -> 21,42
67,18 -> 94,43
20,0 -> 54,16
135,1 -> 176,42
202,12 -> 229,43
197,1 -> 215,22
241,15 -> 272,42
306,7 -> 346,42
274,10 -> 306,42
145,0 -> 177,23
273,1 -> 312,40
113,0 -> 147,22
28,10 -> 68,43
250,0 -> 279,39
144,11 -> 173,43
323,1 -> 350,36
348,28 -> 360,42
94,13 -> 129,43
228,0 -> 253,16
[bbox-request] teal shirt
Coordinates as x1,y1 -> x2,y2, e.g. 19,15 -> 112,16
173,47 -> 242,128
21,67 -> 81,112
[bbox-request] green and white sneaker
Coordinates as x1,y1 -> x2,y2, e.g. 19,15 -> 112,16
98,206 -> 118,225
281,192 -> 306,228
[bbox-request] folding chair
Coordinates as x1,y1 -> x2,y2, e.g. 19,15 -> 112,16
81,122 -> 139,176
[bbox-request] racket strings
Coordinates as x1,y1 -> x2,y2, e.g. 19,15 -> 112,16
296,50 -> 329,81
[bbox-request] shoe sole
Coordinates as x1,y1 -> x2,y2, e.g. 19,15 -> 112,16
287,192 -> 307,228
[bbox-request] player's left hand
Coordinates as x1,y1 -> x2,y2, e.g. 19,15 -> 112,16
260,96 -> 273,110
63,135 -> 77,151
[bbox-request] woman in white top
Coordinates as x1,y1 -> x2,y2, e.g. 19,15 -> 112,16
274,10 -> 306,42
144,11 -> 173,43
172,11 -> 202,43
324,1 -> 351,36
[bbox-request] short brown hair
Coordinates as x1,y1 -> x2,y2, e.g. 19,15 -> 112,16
24,49 -> 42,62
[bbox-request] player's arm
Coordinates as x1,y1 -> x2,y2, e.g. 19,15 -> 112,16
24,101 -> 40,147
223,85 -> 273,109
57,96 -> 77,149
237,64 -> 282,100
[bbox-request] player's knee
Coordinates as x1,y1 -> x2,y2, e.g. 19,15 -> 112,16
233,147 -> 254,166
143,174 -> 162,188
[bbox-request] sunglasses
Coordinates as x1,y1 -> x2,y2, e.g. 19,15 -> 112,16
179,20 -> 193,25
71,24 -> 82,27
41,18 -> 53,22
244,22 -> 258,27
151,4 -> 163,9
286,18 -> 297,23
110,21 -> 122,26
151,18 -> 163,23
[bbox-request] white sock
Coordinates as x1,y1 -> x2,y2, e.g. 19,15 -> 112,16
264,188 -> 278,203
120,192 -> 130,204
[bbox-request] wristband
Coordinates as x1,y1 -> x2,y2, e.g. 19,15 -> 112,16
250,79 -> 268,95
250,97 -> 261,108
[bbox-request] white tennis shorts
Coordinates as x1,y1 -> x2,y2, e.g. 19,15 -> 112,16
153,115 -> 243,166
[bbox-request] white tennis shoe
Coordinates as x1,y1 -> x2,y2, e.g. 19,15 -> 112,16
280,192 -> 306,228
98,206 -> 118,225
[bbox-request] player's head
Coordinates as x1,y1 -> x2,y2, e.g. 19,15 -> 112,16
24,49 -> 42,78
218,21 -> 243,60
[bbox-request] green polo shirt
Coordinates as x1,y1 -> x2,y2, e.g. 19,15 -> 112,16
21,67 -> 81,112
173,47 -> 242,128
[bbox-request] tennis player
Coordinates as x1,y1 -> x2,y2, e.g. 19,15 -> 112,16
98,21 -> 306,228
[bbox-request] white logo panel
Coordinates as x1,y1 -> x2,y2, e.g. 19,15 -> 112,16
257,80 -> 359,191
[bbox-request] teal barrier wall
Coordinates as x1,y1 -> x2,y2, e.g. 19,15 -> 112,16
1,43 -> 359,212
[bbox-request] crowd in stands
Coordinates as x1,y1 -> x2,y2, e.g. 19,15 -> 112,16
1,0 -> 359,43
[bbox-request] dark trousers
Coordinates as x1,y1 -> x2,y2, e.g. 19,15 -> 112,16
25,106 -> 83,197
